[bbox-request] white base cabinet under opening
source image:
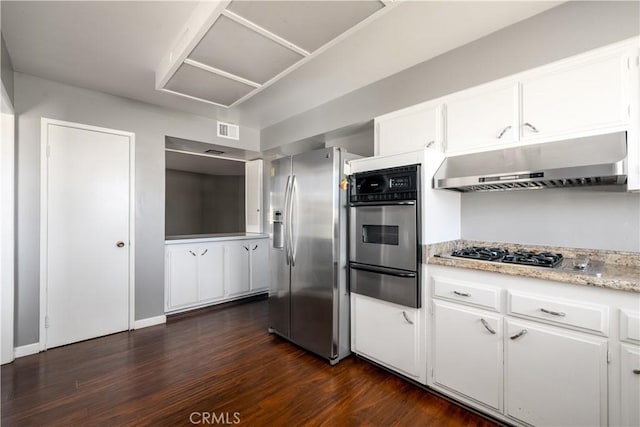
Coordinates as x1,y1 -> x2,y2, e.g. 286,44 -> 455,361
165,237 -> 269,314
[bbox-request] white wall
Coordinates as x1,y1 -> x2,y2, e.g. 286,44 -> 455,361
14,73 -> 259,346
461,189 -> 640,252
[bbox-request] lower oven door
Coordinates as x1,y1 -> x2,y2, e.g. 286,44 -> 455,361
349,203 -> 417,272
350,263 -> 420,308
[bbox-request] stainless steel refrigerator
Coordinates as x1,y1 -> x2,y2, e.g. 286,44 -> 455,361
268,147 -> 358,364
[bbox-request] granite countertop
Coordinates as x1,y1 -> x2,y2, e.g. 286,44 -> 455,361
425,240 -> 640,293
165,233 -> 269,244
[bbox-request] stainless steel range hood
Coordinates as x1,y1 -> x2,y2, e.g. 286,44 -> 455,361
433,132 -> 627,192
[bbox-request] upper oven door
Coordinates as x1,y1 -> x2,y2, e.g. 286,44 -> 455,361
349,203 -> 417,271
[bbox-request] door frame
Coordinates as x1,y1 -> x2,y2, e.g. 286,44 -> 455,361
39,118 -> 136,351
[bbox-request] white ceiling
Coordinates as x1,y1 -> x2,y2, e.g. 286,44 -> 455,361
1,1 -> 562,130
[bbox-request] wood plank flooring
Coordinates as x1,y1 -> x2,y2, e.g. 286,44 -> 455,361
2,298 -> 499,426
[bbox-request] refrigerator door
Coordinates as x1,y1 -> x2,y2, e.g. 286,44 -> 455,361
289,147 -> 339,359
268,156 -> 292,338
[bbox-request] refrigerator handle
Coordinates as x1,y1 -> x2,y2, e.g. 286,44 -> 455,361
289,175 -> 297,267
283,175 -> 292,266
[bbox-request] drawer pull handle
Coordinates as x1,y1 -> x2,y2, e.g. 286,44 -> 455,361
633,369 -> 640,375
540,308 -> 566,317
201,249 -> 208,256
253,245 -> 258,250
510,329 -> 528,340
244,246 -> 249,251
188,250 -> 196,257
523,122 -> 540,133
453,290 -> 471,297
480,318 -> 496,334
496,125 -> 512,139
402,311 -> 414,325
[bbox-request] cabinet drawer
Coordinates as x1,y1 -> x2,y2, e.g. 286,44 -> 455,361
508,291 -> 609,336
432,276 -> 501,312
620,310 -> 640,344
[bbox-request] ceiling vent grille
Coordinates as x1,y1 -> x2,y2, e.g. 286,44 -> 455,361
217,121 -> 239,140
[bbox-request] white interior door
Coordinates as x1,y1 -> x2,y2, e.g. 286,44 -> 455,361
245,159 -> 263,233
43,120 -> 133,349
1,89 -> 15,364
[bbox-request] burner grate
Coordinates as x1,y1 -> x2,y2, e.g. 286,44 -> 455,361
451,247 -> 563,268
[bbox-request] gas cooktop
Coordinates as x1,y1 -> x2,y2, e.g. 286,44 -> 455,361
451,246 -> 564,268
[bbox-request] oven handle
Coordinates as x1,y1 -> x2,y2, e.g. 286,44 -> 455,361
350,263 -> 416,278
349,201 -> 416,207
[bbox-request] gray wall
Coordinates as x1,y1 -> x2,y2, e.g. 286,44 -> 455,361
461,189 -> 640,252
324,125 -> 374,157
14,72 -> 259,346
1,34 -> 14,104
165,169 -> 245,236
261,1 -> 640,149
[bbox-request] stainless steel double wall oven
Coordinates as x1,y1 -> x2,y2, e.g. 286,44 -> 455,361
349,165 -> 421,308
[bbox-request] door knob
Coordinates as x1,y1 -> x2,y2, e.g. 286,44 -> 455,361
116,241 -> 125,248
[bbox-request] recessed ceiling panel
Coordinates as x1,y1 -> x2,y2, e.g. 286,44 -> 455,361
189,15 -> 304,84
227,0 -> 385,53
165,63 -> 255,106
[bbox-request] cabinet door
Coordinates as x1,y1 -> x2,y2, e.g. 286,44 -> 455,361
224,240 -> 250,297
166,245 -> 198,309
621,344 -> 640,427
376,104 -> 441,155
521,51 -> 630,140
432,301 -> 502,411
352,293 -> 423,380
249,239 -> 270,291
445,84 -> 515,153
505,319 -> 608,427
198,243 -> 224,302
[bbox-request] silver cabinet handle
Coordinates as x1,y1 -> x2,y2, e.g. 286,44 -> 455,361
425,140 -> 435,148
402,311 -> 414,325
480,318 -> 496,334
243,246 -> 249,251
201,249 -> 208,256
540,308 -> 566,317
188,250 -> 196,256
496,125 -> 512,139
453,290 -> 471,297
633,369 -> 640,374
523,122 -> 539,133
252,245 -> 258,251
510,329 -> 528,340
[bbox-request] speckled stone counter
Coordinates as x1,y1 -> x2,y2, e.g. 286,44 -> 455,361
425,240 -> 640,293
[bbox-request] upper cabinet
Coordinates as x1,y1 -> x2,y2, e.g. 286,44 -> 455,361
445,83 -> 516,153
375,104 -> 442,156
374,38 -> 640,190
245,159 -> 263,233
519,49 -> 631,142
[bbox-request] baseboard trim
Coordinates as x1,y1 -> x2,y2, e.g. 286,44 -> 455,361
14,343 -> 40,358
133,315 -> 166,329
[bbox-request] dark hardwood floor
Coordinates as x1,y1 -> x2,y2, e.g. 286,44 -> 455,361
2,299 -> 498,426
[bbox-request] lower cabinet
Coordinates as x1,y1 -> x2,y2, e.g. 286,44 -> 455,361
504,318 -> 608,427
351,293 -> 425,383
620,344 -> 640,427
165,238 -> 269,313
432,301 -> 503,411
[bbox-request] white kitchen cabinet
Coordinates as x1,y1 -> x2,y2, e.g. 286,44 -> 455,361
224,240 -> 251,297
197,243 -> 225,302
520,49 -> 632,142
351,293 -> 425,382
245,159 -> 263,233
375,104 -> 442,155
165,245 -> 199,309
504,318 -> 608,427
432,301 -> 503,411
249,239 -> 269,291
445,83 -> 516,153
620,344 -> 640,427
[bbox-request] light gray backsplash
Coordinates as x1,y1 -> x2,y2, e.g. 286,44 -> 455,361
14,73 -> 259,346
261,1 -> 640,149
461,189 -> 640,252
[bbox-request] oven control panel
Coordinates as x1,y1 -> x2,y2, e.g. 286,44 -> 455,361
349,165 -> 419,202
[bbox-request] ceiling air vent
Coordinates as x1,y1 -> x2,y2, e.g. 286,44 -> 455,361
217,121 -> 239,140
204,149 -> 225,155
